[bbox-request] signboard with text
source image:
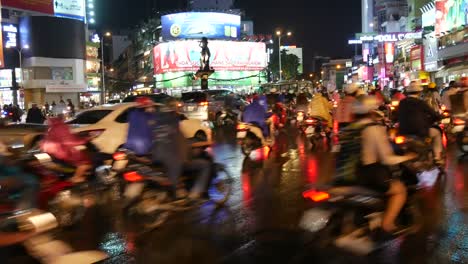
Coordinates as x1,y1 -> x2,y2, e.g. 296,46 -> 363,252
2,0 -> 54,14
54,0 -> 86,21
3,24 -> 18,48
357,32 -> 423,42
153,40 -> 266,74
161,12 -> 241,40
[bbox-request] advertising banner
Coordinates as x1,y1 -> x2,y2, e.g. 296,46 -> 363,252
54,0 -> 86,21
2,0 -> 54,14
3,24 -> 18,48
153,41 -> 266,74
161,12 -> 241,40
435,0 -> 467,35
423,37 -> 439,72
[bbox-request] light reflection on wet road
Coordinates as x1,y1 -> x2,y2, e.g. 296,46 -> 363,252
54,133 -> 468,264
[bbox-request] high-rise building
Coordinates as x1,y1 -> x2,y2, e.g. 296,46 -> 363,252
189,0 -> 234,9
361,0 -> 374,33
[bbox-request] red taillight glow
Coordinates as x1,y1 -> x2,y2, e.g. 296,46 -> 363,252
454,118 -> 466,126
395,136 -> 406,145
199,102 -> 208,106
113,152 -> 126,161
177,103 -> 183,107
123,171 -> 143,182
302,190 -> 330,202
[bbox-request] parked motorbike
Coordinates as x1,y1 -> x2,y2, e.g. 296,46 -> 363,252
113,146 -> 234,230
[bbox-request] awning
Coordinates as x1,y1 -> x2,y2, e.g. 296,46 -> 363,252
435,63 -> 468,78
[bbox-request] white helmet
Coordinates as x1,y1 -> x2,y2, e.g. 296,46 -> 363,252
406,81 -> 423,93
288,89 -> 294,94
270,88 -> 277,93
345,83 -> 360,94
352,96 -> 378,114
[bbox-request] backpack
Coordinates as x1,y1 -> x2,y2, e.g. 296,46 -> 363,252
335,122 -> 378,185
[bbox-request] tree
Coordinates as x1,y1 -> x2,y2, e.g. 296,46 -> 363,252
269,50 -> 300,81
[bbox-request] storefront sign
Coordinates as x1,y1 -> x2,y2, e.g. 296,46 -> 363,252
357,32 -> 423,42
161,12 -> 241,40
423,37 -> 439,72
384,43 -> 395,63
0,69 -> 12,87
2,0 -> 54,15
153,40 -> 266,74
46,83 -> 87,93
3,24 -> 18,48
54,0 -> 86,21
410,45 -> 424,71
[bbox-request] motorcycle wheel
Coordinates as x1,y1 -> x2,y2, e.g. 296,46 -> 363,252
48,190 -> 85,227
128,189 -> 171,230
208,164 -> 234,206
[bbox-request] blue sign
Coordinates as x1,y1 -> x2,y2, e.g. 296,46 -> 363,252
161,12 -> 241,40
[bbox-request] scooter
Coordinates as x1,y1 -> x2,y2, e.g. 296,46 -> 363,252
237,122 -> 272,156
299,116 -> 330,150
113,145 -> 234,230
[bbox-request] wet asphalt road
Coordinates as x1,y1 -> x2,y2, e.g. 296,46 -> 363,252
30,129 -> 468,263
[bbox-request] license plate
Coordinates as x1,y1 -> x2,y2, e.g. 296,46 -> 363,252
305,126 -> 315,135
297,116 -> 304,122
441,118 -> 450,124
34,153 -> 52,162
124,183 -> 145,199
112,160 -> 128,171
237,131 -> 247,138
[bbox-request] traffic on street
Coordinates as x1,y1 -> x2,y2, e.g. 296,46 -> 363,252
0,0 -> 467,264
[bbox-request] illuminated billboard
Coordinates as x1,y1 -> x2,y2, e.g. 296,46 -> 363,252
435,0 -> 467,35
161,12 -> 241,40
2,0 -> 54,14
153,40 -> 266,74
54,0 -> 86,21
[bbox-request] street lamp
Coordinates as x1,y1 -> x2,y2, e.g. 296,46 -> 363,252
276,30 -> 292,81
100,32 -> 112,104
7,44 -> 29,106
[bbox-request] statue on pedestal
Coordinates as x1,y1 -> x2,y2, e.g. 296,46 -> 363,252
199,37 -> 211,71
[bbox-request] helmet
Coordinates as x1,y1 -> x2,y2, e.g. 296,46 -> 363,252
352,96 -> 378,114
428,82 -> 437,89
345,83 -> 360,94
135,96 -> 153,108
406,81 -> 423,93
288,89 -> 294,94
270,88 -> 277,93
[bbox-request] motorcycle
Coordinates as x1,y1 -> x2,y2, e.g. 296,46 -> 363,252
452,116 -> 467,155
113,146 -> 234,230
299,116 -> 330,150
237,122 -> 272,156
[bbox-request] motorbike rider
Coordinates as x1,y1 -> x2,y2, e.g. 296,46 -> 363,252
307,92 -> 333,129
397,81 -> 443,164
336,96 -> 417,232
296,90 -> 309,113
441,81 -> 458,111
335,83 -> 359,130
423,82 -> 442,113
40,114 -> 92,183
151,98 -> 211,202
266,88 -> 280,110
391,87 -> 406,102
124,97 -> 157,156
242,95 -> 270,137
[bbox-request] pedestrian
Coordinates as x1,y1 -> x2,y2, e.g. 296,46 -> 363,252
66,99 -> 75,116
25,103 -> 45,124
11,105 -> 23,122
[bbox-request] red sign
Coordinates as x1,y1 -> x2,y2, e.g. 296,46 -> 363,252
2,0 -> 54,15
153,40 -> 267,74
410,45 -> 424,71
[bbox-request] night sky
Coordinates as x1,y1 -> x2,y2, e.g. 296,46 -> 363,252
98,0 -> 362,69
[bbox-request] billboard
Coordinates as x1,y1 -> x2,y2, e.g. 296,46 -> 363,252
54,0 -> 86,21
2,0 -> 54,14
161,12 -> 241,40
435,0 -> 467,35
3,24 -> 18,48
153,40 -> 266,74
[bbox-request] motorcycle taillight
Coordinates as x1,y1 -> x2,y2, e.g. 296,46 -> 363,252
302,190 -> 330,202
123,171 -> 143,182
